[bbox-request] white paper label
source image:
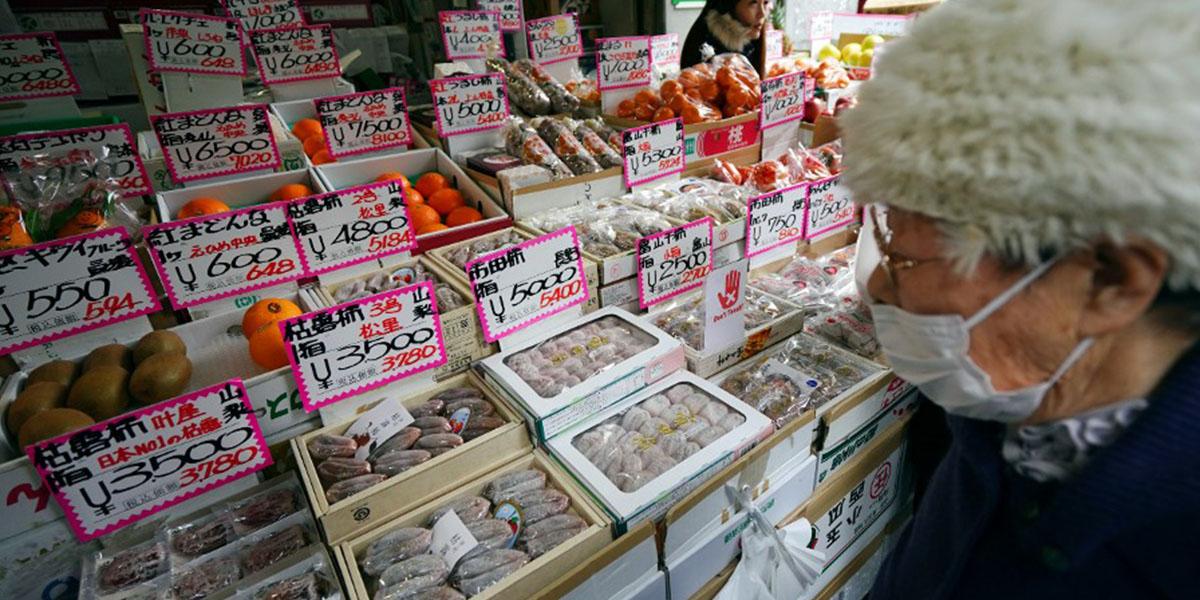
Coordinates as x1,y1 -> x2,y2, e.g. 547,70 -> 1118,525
703,258 -> 746,352
344,398 -> 415,460
477,0 -> 523,32
622,118 -> 684,189
831,12 -> 913,38
141,9 -> 246,77
596,36 -> 651,91
429,72 -> 510,137
286,180 -> 415,276
439,10 -> 503,60
805,176 -> 856,239
0,123 -> 152,199
746,182 -> 806,257
152,104 -> 282,184
759,72 -> 808,131
430,509 -> 479,567
316,87 -> 413,158
526,15 -> 582,65
250,24 -> 340,85
765,30 -> 784,60
651,33 -> 679,70
222,0 -> 306,32
637,217 -> 714,309
0,32 -> 81,102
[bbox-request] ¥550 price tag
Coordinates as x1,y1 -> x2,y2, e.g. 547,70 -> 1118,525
286,180 -> 415,276
315,87 -> 413,159
0,32 -> 81,102
746,182 -> 807,258
0,124 -> 152,198
141,9 -> 246,77
622,118 -> 684,189
637,217 -> 714,309
152,104 -> 282,184
430,73 -> 510,138
250,24 -> 340,85
805,175 -> 857,239
759,72 -> 807,131
595,36 -> 651,91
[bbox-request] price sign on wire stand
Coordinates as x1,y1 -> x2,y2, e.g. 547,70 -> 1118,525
0,228 -> 160,356
0,32 -> 81,102
0,124 -> 152,199
477,0 -> 523,32
282,281 -> 448,412
26,379 -> 272,542
151,104 -> 282,184
141,9 -> 246,77
746,182 -> 807,258
651,33 -> 680,75
622,118 -> 685,189
285,180 -> 416,276
637,217 -> 714,309
526,14 -> 582,65
429,73 -> 511,138
250,24 -> 340,85
804,175 -> 857,240
595,36 -> 652,92
221,0 -> 306,32
759,72 -> 807,131
439,11 -> 504,61
315,87 -> 414,159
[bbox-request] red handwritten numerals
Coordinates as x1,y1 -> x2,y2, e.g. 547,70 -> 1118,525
0,32 -> 80,101
141,9 -> 245,76
429,73 -> 509,137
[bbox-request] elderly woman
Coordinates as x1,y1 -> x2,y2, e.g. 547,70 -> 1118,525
839,0 -> 1200,597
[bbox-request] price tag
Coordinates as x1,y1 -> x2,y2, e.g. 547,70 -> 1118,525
316,87 -> 413,159
429,73 -> 510,138
636,217 -> 714,309
0,124 -> 152,199
526,14 -> 582,65
250,24 -> 340,85
596,36 -> 651,91
809,11 -> 833,41
0,228 -> 160,356
286,180 -> 415,276
765,30 -> 784,61
465,226 -> 589,343
804,176 -> 857,239
622,118 -> 684,189
477,0 -> 523,32
759,72 -> 806,131
703,258 -> 746,352
221,0 -> 306,32
144,202 -> 305,309
0,32 -> 81,102
430,510 -> 479,568
746,182 -> 807,258
651,33 -> 680,70
141,9 -> 246,77
151,104 -> 282,184
831,12 -> 913,38
343,398 -> 415,460
26,379 -> 272,542
282,281 -> 448,412
439,11 -> 504,61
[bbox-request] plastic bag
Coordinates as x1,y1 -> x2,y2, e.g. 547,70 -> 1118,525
532,117 -> 601,175
502,117 -> 574,180
714,485 -> 824,600
563,118 -> 622,168
513,59 -> 580,115
487,57 -> 551,116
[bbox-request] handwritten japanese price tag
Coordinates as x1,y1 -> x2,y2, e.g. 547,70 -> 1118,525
526,14 -> 582,65
282,281 -> 448,412
141,9 -> 246,77
250,24 -> 340,85
152,104 -> 282,184
26,379 -> 271,542
466,226 -> 589,343
144,202 -> 305,309
596,36 -> 651,91
0,228 -> 160,355
439,11 -> 504,60
478,0 -> 523,32
651,33 -> 680,69
622,118 -> 684,188
286,180 -> 415,276
0,32 -> 81,102
637,217 -> 714,309
805,176 -> 857,239
746,182 -> 806,258
759,72 -> 807,130
430,73 -> 510,138
221,0 -> 306,32
0,124 -> 152,198
316,87 -> 413,159
765,30 -> 784,61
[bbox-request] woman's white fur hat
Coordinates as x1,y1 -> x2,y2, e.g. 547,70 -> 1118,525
840,0 -> 1200,291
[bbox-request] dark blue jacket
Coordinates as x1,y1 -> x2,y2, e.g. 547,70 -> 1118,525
871,345 -> 1200,599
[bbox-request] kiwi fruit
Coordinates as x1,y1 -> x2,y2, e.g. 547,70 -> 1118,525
18,408 -> 94,449
132,330 -> 187,365
6,381 -> 67,434
83,343 -> 132,371
27,360 -> 78,387
67,365 -> 131,420
130,352 -> 192,405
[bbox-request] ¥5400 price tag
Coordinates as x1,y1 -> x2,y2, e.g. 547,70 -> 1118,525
439,10 -> 504,60
250,24 -> 340,85
746,182 -> 807,258
596,36 -> 651,91
759,72 -> 807,131
221,0 -> 306,32
805,175 -> 857,239
430,73 -> 510,138
0,32 -> 81,102
283,281 -> 448,412
466,226 -> 590,343
637,217 -> 714,309
286,180 -> 415,276
152,104 -> 282,184
526,15 -> 582,65
0,124 -> 152,198
622,118 -> 684,189
316,87 -> 413,159
141,9 -> 245,77
27,379 -> 272,542
0,228 -> 160,355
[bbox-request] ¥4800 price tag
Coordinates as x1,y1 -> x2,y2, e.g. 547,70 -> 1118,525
805,175 -> 857,239
637,217 -> 714,309
315,87 -> 413,159
27,379 -> 272,542
622,118 -> 685,189
282,281 -> 448,412
250,24 -> 340,85
286,180 -> 415,276
0,32 -> 81,102
430,73 -> 510,138
746,182 -> 807,258
0,123 -> 152,198
152,104 -> 282,184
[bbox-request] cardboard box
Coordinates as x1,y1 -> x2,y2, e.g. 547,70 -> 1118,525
813,374 -> 917,488
0,517 -> 92,599
468,164 -> 628,221
532,520 -> 665,600
691,561 -> 738,600
605,112 -> 763,171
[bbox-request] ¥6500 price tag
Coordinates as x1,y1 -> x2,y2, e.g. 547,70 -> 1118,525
250,24 -> 340,85
0,32 -> 81,102
637,217 -> 714,309
746,182 -> 807,258
805,175 -> 857,239
526,15 -> 582,65
430,73 -> 510,137
759,72 -> 807,131
439,11 -> 504,60
282,281 -> 448,412
286,180 -> 415,276
221,0 -> 306,32
316,87 -> 413,159
0,124 -> 152,198
141,9 -> 245,77
152,104 -> 282,184
622,118 -> 684,188
466,226 -> 589,343
27,379 -> 272,542
0,228 -> 160,355
596,36 -> 651,91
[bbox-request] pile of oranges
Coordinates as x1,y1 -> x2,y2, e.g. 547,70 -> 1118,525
374,171 -> 483,235
292,118 -> 334,165
616,56 -> 761,125
242,298 -> 304,369
175,183 -> 314,219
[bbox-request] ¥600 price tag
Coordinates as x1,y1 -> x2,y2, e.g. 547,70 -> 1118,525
637,217 -> 714,309
286,180 -> 415,276
250,24 -> 340,85
805,175 -> 857,239
430,73 -> 510,137
221,0 -> 306,32
439,11 -> 504,60
622,118 -> 684,188
526,15 -> 582,65
759,72 -> 807,130
316,87 -> 413,159
0,124 -> 152,198
596,36 -> 651,91
746,182 -> 807,257
141,9 -> 245,77
152,104 -> 282,184
0,32 -> 81,102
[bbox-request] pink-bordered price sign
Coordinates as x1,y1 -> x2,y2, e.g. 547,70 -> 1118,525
27,379 -> 272,542
151,104 -> 282,184
285,179 -> 416,276
637,217 -> 714,309
804,175 -> 857,239
429,73 -> 510,138
315,87 -> 413,159
596,36 -> 651,91
0,124 -> 152,199
0,32 -> 81,102
746,182 -> 807,258
478,0 -> 523,32
622,118 -> 684,189
759,72 -> 807,131
143,202 -> 305,309
0,227 -> 160,356
221,0 -> 306,32
439,10 -> 504,60
465,226 -> 589,343
651,33 -> 679,70
526,14 -> 582,65
282,281 -> 448,412
141,9 -> 246,77
250,24 -> 340,85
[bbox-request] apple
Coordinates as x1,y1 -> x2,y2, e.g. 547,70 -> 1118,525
862,35 -> 885,50
816,43 -> 841,61
803,98 -> 827,122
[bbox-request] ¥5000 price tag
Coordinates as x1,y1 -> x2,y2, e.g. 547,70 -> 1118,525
637,217 -> 714,309
0,228 -> 160,355
439,11 -> 504,60
0,32 -> 81,102
286,180 -> 415,275
283,281 -> 448,412
221,0 -> 306,32
152,104 -> 282,184
760,72 -> 807,130
805,175 -> 857,239
526,15 -> 582,65
250,25 -> 340,85
430,73 -> 510,138
466,226 -> 590,343
0,124 -> 152,198
596,36 -> 651,91
622,118 -> 684,188
746,182 -> 807,258
27,379 -> 271,542
316,87 -> 413,159
141,9 -> 246,77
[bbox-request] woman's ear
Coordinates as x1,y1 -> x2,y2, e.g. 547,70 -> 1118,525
1077,240 -> 1170,337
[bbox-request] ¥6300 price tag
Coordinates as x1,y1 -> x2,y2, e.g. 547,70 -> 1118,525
250,24 -> 340,85
0,124 -> 152,198
805,175 -> 857,239
746,182 -> 807,258
622,118 -> 684,188
27,379 -> 272,542
477,0 -> 523,32
286,180 -> 415,276
0,228 -> 160,355
439,10 -> 504,60
221,0 -> 306,32
152,104 -> 282,184
596,36 -> 651,91
430,73 -> 510,137
141,9 -> 246,76
760,72 -> 807,131
637,217 -> 714,309
283,281 -> 448,412
316,87 -> 413,159
526,15 -> 582,65
466,226 -> 589,343
0,32 -> 81,102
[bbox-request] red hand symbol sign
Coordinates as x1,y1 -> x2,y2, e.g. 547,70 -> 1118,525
718,269 -> 740,310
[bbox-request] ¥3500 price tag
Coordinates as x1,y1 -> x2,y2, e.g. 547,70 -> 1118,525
466,226 -> 590,343
250,24 -> 340,85
27,379 -> 272,542
316,87 -> 413,159
760,72 -> 807,131
526,15 -> 582,65
152,104 -> 282,184
0,32 -> 81,102
286,180 -> 415,275
0,124 -> 152,198
0,228 -> 160,355
141,9 -> 246,77
282,281 -> 448,412
805,175 -> 857,239
430,73 -> 510,137
622,118 -> 684,188
637,217 -> 714,309
221,0 -> 306,32
439,11 -> 504,60
746,182 -> 807,258
596,36 -> 651,91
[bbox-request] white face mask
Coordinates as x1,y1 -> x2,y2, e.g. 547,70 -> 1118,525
855,210 -> 1093,423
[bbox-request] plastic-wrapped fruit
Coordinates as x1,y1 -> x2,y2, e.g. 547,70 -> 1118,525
653,107 -> 675,121
0,205 -> 32,249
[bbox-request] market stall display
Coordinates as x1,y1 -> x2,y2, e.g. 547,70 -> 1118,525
615,54 -> 761,124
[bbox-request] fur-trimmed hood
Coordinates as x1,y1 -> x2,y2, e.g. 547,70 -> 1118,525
704,10 -> 756,52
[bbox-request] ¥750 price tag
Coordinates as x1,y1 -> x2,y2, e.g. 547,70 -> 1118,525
141,9 -> 246,77
746,182 -> 807,258
637,217 -> 714,309
595,36 -> 651,91
152,104 -> 282,184
250,24 -> 340,85
466,226 -> 590,343
0,32 -> 81,102
0,123 -> 152,198
430,73 -> 510,138
759,72 -> 807,131
622,118 -> 684,189
804,175 -> 857,239
316,87 -> 413,159
286,180 -> 415,276
26,379 -> 272,542
282,281 -> 448,412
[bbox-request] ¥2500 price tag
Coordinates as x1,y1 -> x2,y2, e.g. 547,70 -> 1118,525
526,14 -> 582,65
466,226 -> 590,343
596,36 -> 651,91
286,180 -> 415,276
27,379 -> 272,542
221,0 -> 306,32
0,124 -> 152,198
439,11 -> 504,60
316,87 -> 413,159
637,217 -> 714,309
746,182 -> 806,258
430,73 -> 510,138
805,175 -> 857,239
0,32 -> 81,102
144,202 -> 305,309
152,104 -> 282,184
282,281 -> 448,412
0,228 -> 160,355
622,118 -> 684,188
141,9 -> 246,77
250,24 -> 340,85
759,72 -> 807,131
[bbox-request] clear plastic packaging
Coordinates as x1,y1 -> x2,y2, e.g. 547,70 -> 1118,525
502,118 -> 573,180
513,59 -> 580,115
238,515 -> 314,574
167,511 -> 315,598
562,117 -> 622,168
233,546 -> 343,600
531,117 -> 601,175
171,554 -> 241,600
81,540 -> 169,598
227,478 -> 303,535
622,178 -> 749,224
502,315 -> 657,398
438,230 -> 527,272
328,263 -> 466,312
651,288 -> 801,350
581,119 -> 622,152
165,513 -> 237,563
486,57 -> 551,116
521,200 -> 674,259
449,549 -> 529,597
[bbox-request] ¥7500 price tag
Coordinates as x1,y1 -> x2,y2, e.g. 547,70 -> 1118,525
466,226 -> 590,343
0,123 -> 152,198
637,217 -> 714,309
430,73 -> 510,138
316,87 -> 413,159
805,175 -> 857,239
622,118 -> 684,189
760,72 -> 807,131
0,228 -> 160,355
282,281 -> 448,412
141,9 -> 246,77
0,32 -> 81,102
250,25 -> 340,85
286,180 -> 415,276
152,104 -> 282,184
26,379 -> 272,542
746,182 -> 807,258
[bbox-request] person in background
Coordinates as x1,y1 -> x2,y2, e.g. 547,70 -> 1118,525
840,0 -> 1200,597
680,0 -> 772,67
